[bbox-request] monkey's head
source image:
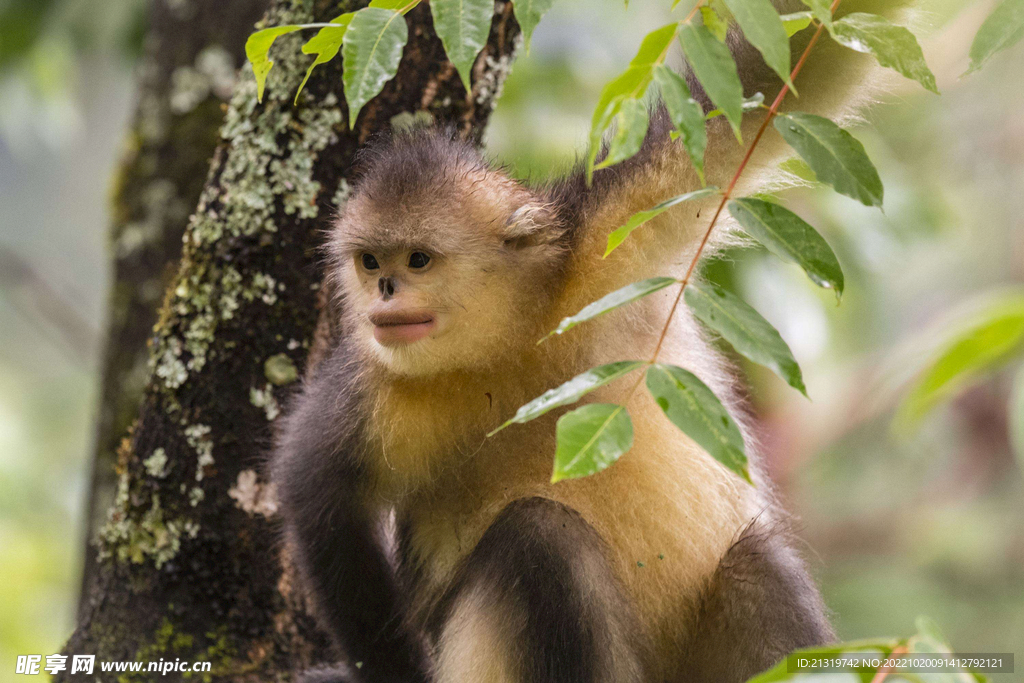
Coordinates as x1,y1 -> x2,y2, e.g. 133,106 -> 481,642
329,132 -> 565,376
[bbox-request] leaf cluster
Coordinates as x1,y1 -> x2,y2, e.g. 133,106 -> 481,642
492,0 -> 1024,486
246,0 -> 559,124
497,0 -> 939,484
896,291 -> 1024,464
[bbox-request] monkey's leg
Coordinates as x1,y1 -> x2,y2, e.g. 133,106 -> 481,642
284,494 -> 428,683
680,521 -> 835,683
431,497 -> 650,683
273,357 -> 429,683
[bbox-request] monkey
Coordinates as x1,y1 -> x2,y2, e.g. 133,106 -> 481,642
271,1 -> 917,681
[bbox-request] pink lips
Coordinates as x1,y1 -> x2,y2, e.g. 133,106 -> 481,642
369,310 -> 436,346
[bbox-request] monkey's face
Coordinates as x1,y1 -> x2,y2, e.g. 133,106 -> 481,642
332,179 -> 562,377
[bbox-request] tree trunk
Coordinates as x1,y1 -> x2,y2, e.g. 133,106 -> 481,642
61,0 -> 520,679
82,0 -> 270,618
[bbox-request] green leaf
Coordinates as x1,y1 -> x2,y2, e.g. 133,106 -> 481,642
907,616 -> 986,680
679,23 -> 744,139
368,0 -> 421,10
779,156 -> 819,184
685,281 -> 807,396
595,99 -> 650,171
633,21 -> 681,66
728,197 -> 844,299
780,11 -> 813,37
774,112 -> 884,208
342,6 -> 411,127
799,0 -> 832,29
247,25 -> 305,102
831,13 -> 938,94
700,6 -> 729,43
966,0 -> 1024,74
721,0 -> 793,90
913,615 -> 950,650
654,66 -> 707,184
489,361 -> 645,433
430,0 -> 493,91
708,0 -> 735,23
587,23 -> 679,181
897,294 -> 1024,428
512,0 -> 555,52
545,277 -> 679,338
552,404 -> 633,482
1010,363 -> 1024,472
705,91 -> 763,120
295,14 -> 354,105
605,187 -> 717,256
646,364 -> 750,482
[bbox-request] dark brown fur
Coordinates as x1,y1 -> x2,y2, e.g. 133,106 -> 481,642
272,341 -> 430,683
681,521 -> 835,682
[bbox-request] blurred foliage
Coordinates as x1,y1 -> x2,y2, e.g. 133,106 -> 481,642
0,0 -> 144,151
1,0 -> 1023,679
0,0 -> 142,677
0,335 -> 96,679
896,291 -> 1024,430
0,0 -> 145,73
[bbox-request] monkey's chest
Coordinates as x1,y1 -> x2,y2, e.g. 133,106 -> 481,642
364,398 -> 508,500
397,474 -> 507,560
392,496 -> 499,631
385,421 -> 560,590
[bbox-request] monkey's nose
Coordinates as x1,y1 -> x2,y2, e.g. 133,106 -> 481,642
378,276 -> 396,300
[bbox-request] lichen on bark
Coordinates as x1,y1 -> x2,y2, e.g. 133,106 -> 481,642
65,0 -> 521,679
83,0 -> 270,612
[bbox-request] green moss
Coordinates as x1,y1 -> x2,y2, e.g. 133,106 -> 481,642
390,110 -> 434,133
98,485 -> 194,568
250,384 -> 281,421
143,448 -> 169,478
332,178 -> 352,208
169,46 -> 236,115
155,337 -> 189,389
118,618 -> 198,683
150,28 -> 343,396
264,353 -> 298,385
188,628 -> 238,682
184,423 -> 214,481
99,2 -> 350,574
111,619 -> 268,683
475,47 -> 519,108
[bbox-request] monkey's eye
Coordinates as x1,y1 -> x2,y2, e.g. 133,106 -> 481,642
361,253 -> 380,270
408,252 -> 431,269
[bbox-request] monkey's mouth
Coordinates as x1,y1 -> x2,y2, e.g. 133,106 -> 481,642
369,310 -> 436,346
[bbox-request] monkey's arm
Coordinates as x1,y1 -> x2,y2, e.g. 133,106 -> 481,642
272,347 -> 428,683
552,0 -> 918,297
681,521 -> 835,683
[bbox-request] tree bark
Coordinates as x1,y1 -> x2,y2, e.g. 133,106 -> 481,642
62,0 -> 519,679
82,0 -> 269,613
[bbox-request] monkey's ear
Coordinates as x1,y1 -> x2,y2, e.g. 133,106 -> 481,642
501,202 -> 561,250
